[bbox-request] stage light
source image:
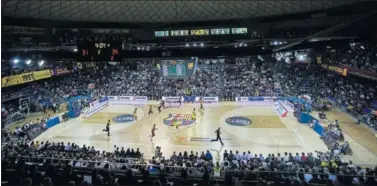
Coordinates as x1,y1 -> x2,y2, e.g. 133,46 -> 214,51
74,48 -> 78,52
146,47 -> 150,51
298,55 -> 305,61
244,43 -> 248,47
137,47 -> 140,50
26,60 -> 32,65
185,43 -> 190,47
200,43 -> 204,46
193,43 -> 197,47
13,59 -> 19,64
38,60 -> 44,66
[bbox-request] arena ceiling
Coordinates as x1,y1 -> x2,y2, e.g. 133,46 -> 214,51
1,0 -> 373,23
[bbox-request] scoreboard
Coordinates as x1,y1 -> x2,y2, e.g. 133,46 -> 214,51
158,58 -> 198,77
77,41 -> 122,61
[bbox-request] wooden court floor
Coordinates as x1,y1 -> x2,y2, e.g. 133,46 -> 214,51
33,102 -> 377,164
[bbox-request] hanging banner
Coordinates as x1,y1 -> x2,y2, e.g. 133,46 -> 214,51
51,68 -> 71,76
321,64 -> 348,76
33,70 -> 52,80
2,69 -> 52,87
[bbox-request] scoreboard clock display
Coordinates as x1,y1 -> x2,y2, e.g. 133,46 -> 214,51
190,29 -> 209,36
158,58 -> 198,77
77,41 -> 121,61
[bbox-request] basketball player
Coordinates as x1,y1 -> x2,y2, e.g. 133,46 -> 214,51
199,99 -> 204,115
211,127 -> 224,146
192,109 -> 197,123
150,124 -> 157,141
172,118 -> 179,130
158,104 -> 162,114
133,108 -> 138,121
161,100 -> 166,108
102,120 -> 110,136
148,105 -> 153,116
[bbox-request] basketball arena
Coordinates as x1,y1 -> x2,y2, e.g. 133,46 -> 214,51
33,97 -> 377,165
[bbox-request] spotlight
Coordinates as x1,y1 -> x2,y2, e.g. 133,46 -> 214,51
26,60 -> 32,65
13,59 -> 19,64
244,43 -> 248,47
239,43 -> 243,47
74,48 -> 78,52
185,43 -> 190,47
193,43 -> 197,47
137,47 -> 140,50
200,43 -> 204,46
146,47 -> 150,51
279,41 -> 283,45
141,47 -> 145,51
38,60 -> 44,66
234,44 -> 238,48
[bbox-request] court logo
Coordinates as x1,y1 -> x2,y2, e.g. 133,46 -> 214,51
225,116 -> 251,126
112,114 -> 134,123
163,113 -> 195,126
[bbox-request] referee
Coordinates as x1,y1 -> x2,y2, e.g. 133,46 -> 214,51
211,127 -> 224,146
103,120 -> 110,136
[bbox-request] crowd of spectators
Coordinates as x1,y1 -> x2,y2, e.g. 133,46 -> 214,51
2,139 -> 377,186
2,51 -> 377,129
321,42 -> 377,72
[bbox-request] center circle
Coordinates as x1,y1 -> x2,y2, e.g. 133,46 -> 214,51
225,116 -> 252,126
163,113 -> 195,126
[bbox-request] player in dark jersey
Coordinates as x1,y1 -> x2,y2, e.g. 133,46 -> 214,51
199,99 -> 204,115
150,124 -> 157,141
211,127 -> 224,146
148,105 -> 153,116
102,120 -> 110,136
133,108 -> 138,121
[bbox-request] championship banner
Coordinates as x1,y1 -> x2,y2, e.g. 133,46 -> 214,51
18,72 -> 35,83
1,75 -> 21,87
2,69 -> 52,87
33,70 -> 52,80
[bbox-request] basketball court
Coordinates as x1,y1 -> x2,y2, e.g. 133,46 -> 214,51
34,101 -> 377,165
